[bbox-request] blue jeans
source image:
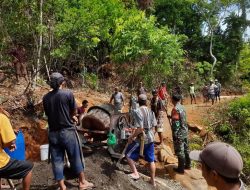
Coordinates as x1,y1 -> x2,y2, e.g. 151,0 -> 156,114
49,128 -> 84,180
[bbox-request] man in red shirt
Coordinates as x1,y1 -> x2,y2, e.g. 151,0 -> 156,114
158,82 -> 169,107
77,100 -> 88,115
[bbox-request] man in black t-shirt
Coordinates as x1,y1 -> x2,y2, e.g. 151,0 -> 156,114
43,72 -> 93,190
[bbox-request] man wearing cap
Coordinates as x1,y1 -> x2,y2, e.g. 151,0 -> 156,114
109,87 -> 125,113
168,94 -> 191,174
214,79 -> 222,102
125,94 -> 157,186
43,72 -> 93,190
190,142 -> 245,190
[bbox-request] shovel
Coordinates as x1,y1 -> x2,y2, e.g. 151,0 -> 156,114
115,143 -> 129,170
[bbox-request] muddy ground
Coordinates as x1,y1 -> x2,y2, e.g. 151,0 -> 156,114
0,78 -> 244,190
12,147 -> 185,190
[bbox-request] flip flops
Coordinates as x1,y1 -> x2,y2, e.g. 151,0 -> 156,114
79,181 -> 94,190
128,173 -> 140,180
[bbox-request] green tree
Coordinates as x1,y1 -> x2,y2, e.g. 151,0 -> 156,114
239,43 -> 250,81
111,10 -> 184,87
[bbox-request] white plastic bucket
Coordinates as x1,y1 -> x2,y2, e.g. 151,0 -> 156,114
40,144 -> 49,161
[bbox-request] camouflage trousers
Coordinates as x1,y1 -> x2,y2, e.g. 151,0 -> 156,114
173,136 -> 190,161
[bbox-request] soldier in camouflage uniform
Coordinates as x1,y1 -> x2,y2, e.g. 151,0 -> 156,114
168,94 -> 191,174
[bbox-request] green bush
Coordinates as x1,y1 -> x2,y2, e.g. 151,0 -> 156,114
215,123 -> 232,140
189,135 -> 203,150
85,73 -> 98,90
213,94 -> 250,180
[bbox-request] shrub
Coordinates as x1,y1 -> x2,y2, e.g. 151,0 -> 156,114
212,94 -> 250,182
85,73 -> 98,90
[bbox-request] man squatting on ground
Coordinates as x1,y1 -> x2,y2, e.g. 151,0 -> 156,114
109,87 -> 125,113
126,94 -> 157,186
43,72 -> 93,190
0,107 -> 33,190
150,89 -> 165,145
168,94 -> 191,174
190,142 -> 245,190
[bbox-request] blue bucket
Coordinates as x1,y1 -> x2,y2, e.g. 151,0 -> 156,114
4,130 -> 25,160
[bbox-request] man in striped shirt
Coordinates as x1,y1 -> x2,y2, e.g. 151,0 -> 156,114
126,94 -> 157,186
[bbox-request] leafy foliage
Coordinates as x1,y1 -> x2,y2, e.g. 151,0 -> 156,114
212,94 -> 250,177
239,43 -> 250,81
112,10 -> 185,87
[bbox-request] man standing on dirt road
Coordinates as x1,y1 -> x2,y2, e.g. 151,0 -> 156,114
43,72 -> 93,190
150,89 -> 165,145
109,87 -> 125,113
168,94 -> 191,174
8,44 -> 28,84
0,107 -> 33,190
190,142 -> 246,190
158,81 -> 169,108
202,83 -> 209,103
126,94 -> 157,186
208,80 -> 217,105
137,81 -> 147,97
214,79 -> 222,102
189,82 -> 196,104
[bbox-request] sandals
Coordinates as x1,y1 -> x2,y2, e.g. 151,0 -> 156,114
79,181 -> 94,190
128,173 -> 140,180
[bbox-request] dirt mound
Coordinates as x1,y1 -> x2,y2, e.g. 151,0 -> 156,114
11,148 -> 185,190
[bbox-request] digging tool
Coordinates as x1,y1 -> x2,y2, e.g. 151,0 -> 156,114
115,142 -> 129,169
139,131 -> 146,158
6,179 -> 16,190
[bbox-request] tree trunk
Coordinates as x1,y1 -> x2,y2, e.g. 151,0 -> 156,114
137,0 -> 153,10
210,30 -> 217,77
36,0 -> 43,82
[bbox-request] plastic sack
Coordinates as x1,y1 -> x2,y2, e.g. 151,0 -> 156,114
107,132 -> 117,146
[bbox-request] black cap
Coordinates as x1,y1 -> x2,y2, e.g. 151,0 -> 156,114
152,89 -> 157,95
172,94 -> 182,101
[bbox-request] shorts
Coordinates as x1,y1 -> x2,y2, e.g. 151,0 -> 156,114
114,103 -> 122,113
215,91 -> 220,97
0,159 -> 33,179
125,141 -> 154,163
157,111 -> 164,133
208,93 -> 215,100
49,128 -> 85,180
190,93 -> 195,99
15,62 -> 27,75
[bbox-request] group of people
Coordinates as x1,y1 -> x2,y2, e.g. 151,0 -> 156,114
0,73 -> 245,190
123,82 -> 190,187
202,79 -> 222,104
110,80 -> 245,190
